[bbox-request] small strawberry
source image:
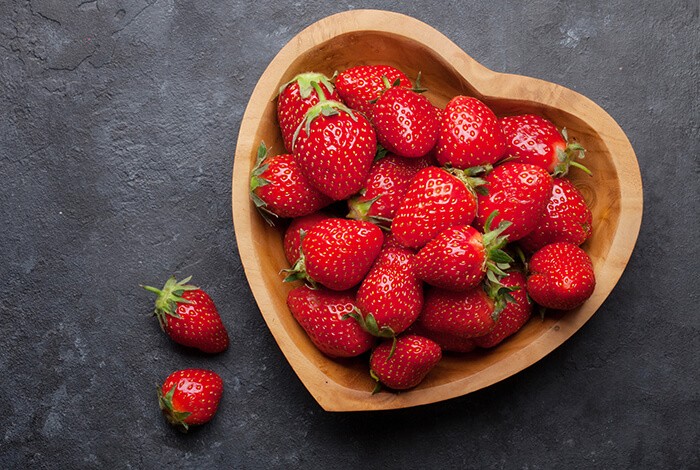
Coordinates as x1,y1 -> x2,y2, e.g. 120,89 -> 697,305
369,334 -> 442,391
414,211 -> 513,291
294,100 -> 377,200
500,114 -> 590,177
277,72 -> 338,153
283,212 -> 330,265
287,285 -> 375,358
475,162 -> 554,242
372,76 -> 440,158
335,65 -> 412,119
391,166 -> 488,249
474,270 -> 533,348
519,178 -> 593,253
249,142 -> 332,224
347,153 -> 431,224
284,218 -> 383,291
407,321 -> 477,353
435,95 -> 506,168
527,242 -> 596,310
158,369 -> 223,432
142,276 -> 229,353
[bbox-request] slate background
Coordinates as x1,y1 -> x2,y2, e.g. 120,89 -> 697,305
1,1 -> 698,468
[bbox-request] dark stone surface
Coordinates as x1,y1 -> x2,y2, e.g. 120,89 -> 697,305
1,1 -> 698,468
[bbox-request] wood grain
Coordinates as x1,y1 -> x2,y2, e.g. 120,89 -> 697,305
231,10 -> 643,411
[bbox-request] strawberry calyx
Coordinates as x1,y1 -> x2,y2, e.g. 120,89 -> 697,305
157,384 -> 192,432
281,231 -> 319,289
343,308 -> 398,356
445,164 -> 492,197
278,71 -> 335,100
347,194 -> 393,230
483,276 -> 520,322
141,276 -> 198,331
481,210 -> 514,284
291,100 -> 357,152
369,369 -> 383,395
553,128 -> 591,177
249,141 -> 279,226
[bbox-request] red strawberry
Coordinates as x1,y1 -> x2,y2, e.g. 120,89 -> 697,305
347,153 -> 431,224
354,244 -> 423,337
391,166 -> 488,249
475,162 -> 554,241
527,242 -> 596,310
284,218 -> 383,291
142,276 -> 229,353
407,321 -> 477,353
419,280 -> 517,339
435,96 -> 506,168
294,101 -> 377,200
369,334 -> 442,391
283,212 -> 330,265
335,65 -> 412,119
277,72 -> 338,153
158,369 -> 223,432
249,142 -> 332,224
287,285 -> 375,358
519,178 -> 593,253
474,270 -> 532,348
372,78 -> 440,158
414,213 -> 512,291
500,114 -> 589,177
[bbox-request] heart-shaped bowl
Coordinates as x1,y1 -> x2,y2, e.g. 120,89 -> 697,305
232,10 -> 643,411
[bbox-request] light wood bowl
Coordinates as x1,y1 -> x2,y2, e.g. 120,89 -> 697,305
231,10 -> 643,411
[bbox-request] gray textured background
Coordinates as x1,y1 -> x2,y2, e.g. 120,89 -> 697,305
1,0 -> 698,468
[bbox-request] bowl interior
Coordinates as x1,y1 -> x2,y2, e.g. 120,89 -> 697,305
233,13 -> 640,411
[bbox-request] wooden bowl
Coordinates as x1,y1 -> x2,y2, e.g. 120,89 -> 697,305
231,10 -> 643,411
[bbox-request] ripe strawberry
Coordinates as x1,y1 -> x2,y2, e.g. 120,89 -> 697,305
435,96 -> 506,168
527,242 -> 596,310
369,334 -> 442,391
474,270 -> 532,348
372,78 -> 440,158
500,114 -> 589,177
287,285 -> 375,358
284,218 -> 383,291
407,321 -> 477,353
475,162 -> 554,242
283,212 -> 330,265
414,212 -> 512,291
158,369 -> 223,432
294,100 -> 377,200
419,280 -> 517,339
391,166 -> 488,249
335,65 -> 412,119
519,178 -> 593,253
347,153 -> 431,224
249,142 -> 332,224
142,276 -> 229,353
277,72 -> 338,153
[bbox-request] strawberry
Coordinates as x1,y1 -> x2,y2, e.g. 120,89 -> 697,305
407,321 -> 477,353
475,162 -> 554,242
419,280 -> 517,339
142,276 -> 229,353
284,218 -> 383,291
287,285 -> 375,358
371,77 -> 440,158
435,95 -> 506,168
277,72 -> 338,153
353,243 -> 423,337
249,142 -> 332,224
519,178 -> 593,253
527,242 -> 596,310
293,100 -> 377,200
283,212 -> 330,265
474,270 -> 532,348
414,212 -> 512,291
347,153 -> 431,224
391,166 -> 488,249
369,334 -> 442,391
335,65 -> 412,119
158,369 -> 223,432
500,114 -> 589,177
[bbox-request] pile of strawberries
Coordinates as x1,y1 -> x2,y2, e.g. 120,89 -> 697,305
250,65 -> 597,392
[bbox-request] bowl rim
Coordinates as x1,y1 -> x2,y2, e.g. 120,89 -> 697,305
231,9 -> 643,411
